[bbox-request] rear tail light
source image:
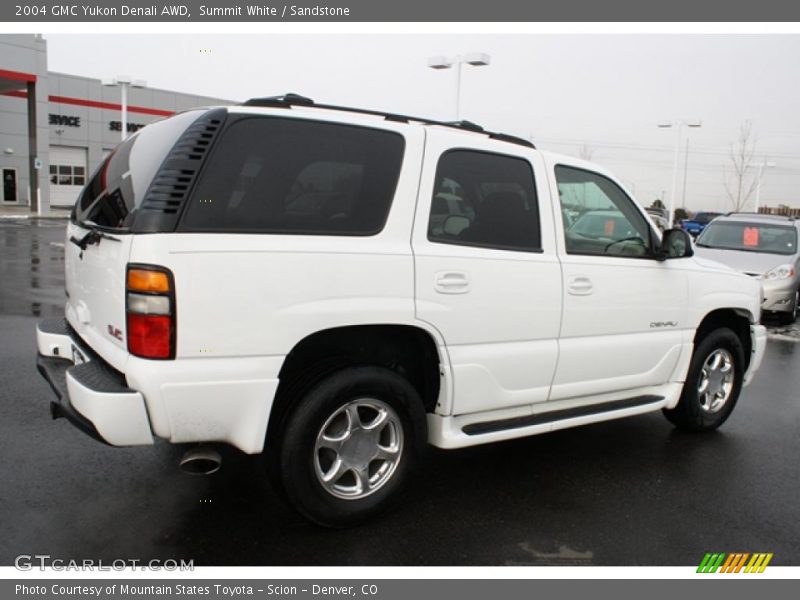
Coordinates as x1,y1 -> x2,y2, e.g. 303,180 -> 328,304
126,265 -> 175,359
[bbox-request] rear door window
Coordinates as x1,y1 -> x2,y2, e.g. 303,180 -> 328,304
426,150 -> 541,252
180,117 -> 405,235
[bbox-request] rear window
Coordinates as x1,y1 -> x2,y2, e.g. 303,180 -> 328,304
72,110 -> 204,230
179,117 -> 405,235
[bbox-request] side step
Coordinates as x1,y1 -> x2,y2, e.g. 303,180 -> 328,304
462,395 -> 664,436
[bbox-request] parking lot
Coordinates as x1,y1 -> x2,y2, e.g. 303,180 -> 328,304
1,218 -> 798,566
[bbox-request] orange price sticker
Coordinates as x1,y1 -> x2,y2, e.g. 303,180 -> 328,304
604,219 -> 615,236
743,227 -> 759,247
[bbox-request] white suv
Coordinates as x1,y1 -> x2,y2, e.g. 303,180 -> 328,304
36,95 -> 767,526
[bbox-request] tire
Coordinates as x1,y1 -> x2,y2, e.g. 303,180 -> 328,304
274,365 -> 426,527
663,327 -> 745,431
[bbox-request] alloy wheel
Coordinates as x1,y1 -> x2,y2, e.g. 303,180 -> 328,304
697,349 -> 735,413
313,398 -> 403,500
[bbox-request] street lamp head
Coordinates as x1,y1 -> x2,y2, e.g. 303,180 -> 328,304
101,78 -> 117,87
115,75 -> 133,85
427,56 -> 453,70
657,121 -> 673,128
463,52 -> 491,66
686,120 -> 703,128
132,79 -> 147,89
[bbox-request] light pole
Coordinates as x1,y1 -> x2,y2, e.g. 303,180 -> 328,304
427,53 -> 491,121
749,161 -> 776,213
658,119 -> 702,227
102,76 -> 146,141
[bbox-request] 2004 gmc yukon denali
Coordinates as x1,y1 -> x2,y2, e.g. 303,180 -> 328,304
36,94 -> 767,526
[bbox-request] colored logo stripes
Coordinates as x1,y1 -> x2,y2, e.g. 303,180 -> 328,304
697,552 -> 773,573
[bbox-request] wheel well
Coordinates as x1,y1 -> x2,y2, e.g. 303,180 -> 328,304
695,309 -> 753,370
267,325 -> 441,444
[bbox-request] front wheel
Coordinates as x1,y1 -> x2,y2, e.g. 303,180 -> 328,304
274,365 -> 425,527
663,328 -> 745,431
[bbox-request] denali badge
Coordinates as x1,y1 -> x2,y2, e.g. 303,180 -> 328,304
650,321 -> 678,328
107,324 -> 123,341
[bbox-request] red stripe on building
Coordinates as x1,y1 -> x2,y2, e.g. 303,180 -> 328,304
0,68 -> 37,83
49,95 -> 175,117
1,90 -> 174,117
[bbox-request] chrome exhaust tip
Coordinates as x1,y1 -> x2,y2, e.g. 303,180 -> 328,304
179,447 -> 222,476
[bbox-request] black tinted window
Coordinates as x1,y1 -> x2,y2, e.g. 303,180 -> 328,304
180,117 -> 405,235
427,150 -> 540,252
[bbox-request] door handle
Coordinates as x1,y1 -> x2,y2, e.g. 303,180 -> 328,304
567,276 -> 594,296
434,271 -> 470,294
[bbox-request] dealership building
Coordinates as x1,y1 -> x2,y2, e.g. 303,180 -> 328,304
0,34 -> 231,213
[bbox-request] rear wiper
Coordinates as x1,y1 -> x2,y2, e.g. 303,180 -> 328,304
69,226 -> 121,250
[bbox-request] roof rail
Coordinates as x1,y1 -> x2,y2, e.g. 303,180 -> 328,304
240,93 -> 535,149
241,93 -> 314,107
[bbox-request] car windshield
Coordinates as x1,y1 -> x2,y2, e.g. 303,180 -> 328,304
569,213 -> 637,240
697,221 -> 798,255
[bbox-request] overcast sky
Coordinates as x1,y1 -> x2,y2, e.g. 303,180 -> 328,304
45,34 -> 800,212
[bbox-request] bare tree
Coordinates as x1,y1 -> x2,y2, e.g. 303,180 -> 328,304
577,144 -> 594,161
724,120 -> 759,212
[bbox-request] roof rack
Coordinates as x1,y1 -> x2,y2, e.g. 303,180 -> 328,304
240,93 -> 535,149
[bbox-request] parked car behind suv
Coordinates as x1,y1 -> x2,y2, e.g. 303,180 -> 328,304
36,95 -> 767,526
695,213 -> 800,324
681,211 -> 722,237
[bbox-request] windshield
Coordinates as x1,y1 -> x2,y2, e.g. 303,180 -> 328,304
72,110 -> 204,230
698,221 -> 798,255
569,213 -> 638,240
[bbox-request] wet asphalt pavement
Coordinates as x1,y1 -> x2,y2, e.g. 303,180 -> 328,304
0,218 -> 798,566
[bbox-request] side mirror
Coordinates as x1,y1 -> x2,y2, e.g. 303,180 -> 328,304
443,214 -> 470,236
657,228 -> 694,261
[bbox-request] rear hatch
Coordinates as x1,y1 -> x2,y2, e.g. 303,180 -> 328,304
65,109 -> 210,372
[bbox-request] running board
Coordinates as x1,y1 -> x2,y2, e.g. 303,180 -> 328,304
462,395 -> 664,436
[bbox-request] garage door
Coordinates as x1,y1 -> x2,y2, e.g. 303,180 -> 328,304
49,146 -> 88,208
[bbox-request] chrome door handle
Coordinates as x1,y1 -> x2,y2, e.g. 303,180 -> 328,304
434,271 -> 470,294
567,276 -> 593,296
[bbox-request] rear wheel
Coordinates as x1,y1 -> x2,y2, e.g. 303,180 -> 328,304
663,327 -> 745,431
273,365 -> 425,527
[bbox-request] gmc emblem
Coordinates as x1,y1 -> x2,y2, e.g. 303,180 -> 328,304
107,324 -> 123,341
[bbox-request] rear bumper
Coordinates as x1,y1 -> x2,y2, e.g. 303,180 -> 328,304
36,318 -> 154,446
37,317 -> 283,453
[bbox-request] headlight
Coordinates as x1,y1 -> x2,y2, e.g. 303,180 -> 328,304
764,264 -> 796,280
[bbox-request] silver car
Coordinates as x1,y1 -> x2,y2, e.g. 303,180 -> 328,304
694,213 -> 800,324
